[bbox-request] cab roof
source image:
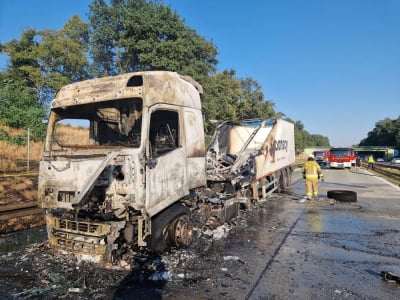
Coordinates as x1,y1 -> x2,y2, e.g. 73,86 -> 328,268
51,71 -> 203,110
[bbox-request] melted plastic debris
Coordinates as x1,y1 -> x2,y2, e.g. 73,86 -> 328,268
203,224 -> 232,240
223,255 -> 240,261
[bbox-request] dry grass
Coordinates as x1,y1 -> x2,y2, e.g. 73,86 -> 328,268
295,153 -> 308,168
55,124 -> 89,146
0,125 -> 43,173
0,124 -> 89,173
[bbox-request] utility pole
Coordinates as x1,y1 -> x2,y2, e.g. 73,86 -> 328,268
27,128 -> 30,172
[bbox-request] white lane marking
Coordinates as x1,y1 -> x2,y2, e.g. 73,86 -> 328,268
364,170 -> 400,191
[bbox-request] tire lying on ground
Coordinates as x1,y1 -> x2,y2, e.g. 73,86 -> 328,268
327,190 -> 357,202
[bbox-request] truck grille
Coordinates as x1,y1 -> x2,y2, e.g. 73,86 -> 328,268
50,216 -> 111,237
46,215 -> 111,260
58,219 -> 107,235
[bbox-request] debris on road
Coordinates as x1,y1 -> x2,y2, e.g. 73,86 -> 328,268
223,255 -> 240,261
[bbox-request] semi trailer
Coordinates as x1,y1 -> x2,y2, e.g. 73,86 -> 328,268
38,71 -> 295,264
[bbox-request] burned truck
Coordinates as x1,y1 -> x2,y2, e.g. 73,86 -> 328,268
38,71 -> 295,264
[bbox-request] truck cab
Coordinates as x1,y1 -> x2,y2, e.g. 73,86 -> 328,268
38,71 -> 206,262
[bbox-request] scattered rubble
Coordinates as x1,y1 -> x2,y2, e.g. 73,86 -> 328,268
0,198 -> 247,299
0,194 -> 291,299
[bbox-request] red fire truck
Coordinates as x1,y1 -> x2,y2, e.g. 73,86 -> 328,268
328,147 -> 356,169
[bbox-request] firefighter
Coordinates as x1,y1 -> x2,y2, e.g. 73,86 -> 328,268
302,155 -> 323,201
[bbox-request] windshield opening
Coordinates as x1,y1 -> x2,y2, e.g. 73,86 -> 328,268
48,98 -> 143,150
314,151 -> 325,156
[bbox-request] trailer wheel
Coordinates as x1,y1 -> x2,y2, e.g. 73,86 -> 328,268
327,190 -> 357,202
283,167 -> 292,187
283,168 -> 292,188
277,172 -> 285,192
281,170 -> 288,188
147,203 -> 193,252
286,167 -> 293,186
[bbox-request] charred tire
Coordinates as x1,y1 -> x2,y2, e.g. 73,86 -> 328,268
286,167 -> 292,187
283,167 -> 292,188
146,203 -> 193,253
327,190 -> 357,202
281,169 -> 288,188
275,172 -> 284,193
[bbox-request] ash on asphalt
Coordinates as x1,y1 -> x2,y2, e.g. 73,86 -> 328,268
0,194 -> 291,300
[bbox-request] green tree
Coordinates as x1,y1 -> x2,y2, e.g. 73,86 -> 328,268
293,120 -> 305,154
0,0 -> 332,151
0,79 -> 47,139
360,116 -> 400,150
309,134 -> 330,146
288,120 -> 329,154
237,77 -> 275,120
2,29 -> 40,89
201,70 -> 242,133
88,0 -> 218,81
39,15 -> 90,84
88,0 -> 120,76
201,70 -> 278,134
2,16 -> 89,104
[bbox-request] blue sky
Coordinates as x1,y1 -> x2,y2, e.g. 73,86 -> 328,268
1,0 -> 399,147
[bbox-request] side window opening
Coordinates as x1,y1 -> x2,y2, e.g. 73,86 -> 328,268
149,110 -> 179,157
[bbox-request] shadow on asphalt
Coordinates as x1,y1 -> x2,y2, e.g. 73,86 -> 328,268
113,253 -> 167,300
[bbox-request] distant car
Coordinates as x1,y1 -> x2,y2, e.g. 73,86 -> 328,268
391,158 -> 400,164
376,158 -> 385,162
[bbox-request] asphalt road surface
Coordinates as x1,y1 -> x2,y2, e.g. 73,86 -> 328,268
245,167 -> 400,300
147,167 -> 400,300
1,167 -> 400,299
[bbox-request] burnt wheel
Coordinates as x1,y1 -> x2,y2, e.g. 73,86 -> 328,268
146,203 -> 193,252
167,213 -> 193,248
286,167 -> 292,187
275,171 -> 284,193
283,167 -> 292,188
327,190 -> 357,202
281,170 -> 288,188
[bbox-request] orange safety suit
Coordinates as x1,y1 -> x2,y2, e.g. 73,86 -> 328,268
302,159 -> 322,200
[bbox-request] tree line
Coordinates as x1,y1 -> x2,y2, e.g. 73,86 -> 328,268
0,0 -> 330,153
359,117 -> 400,152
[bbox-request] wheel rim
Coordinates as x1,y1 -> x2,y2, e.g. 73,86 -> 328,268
168,214 -> 193,248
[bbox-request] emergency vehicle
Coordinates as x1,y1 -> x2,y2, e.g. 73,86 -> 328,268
328,147 -> 356,169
